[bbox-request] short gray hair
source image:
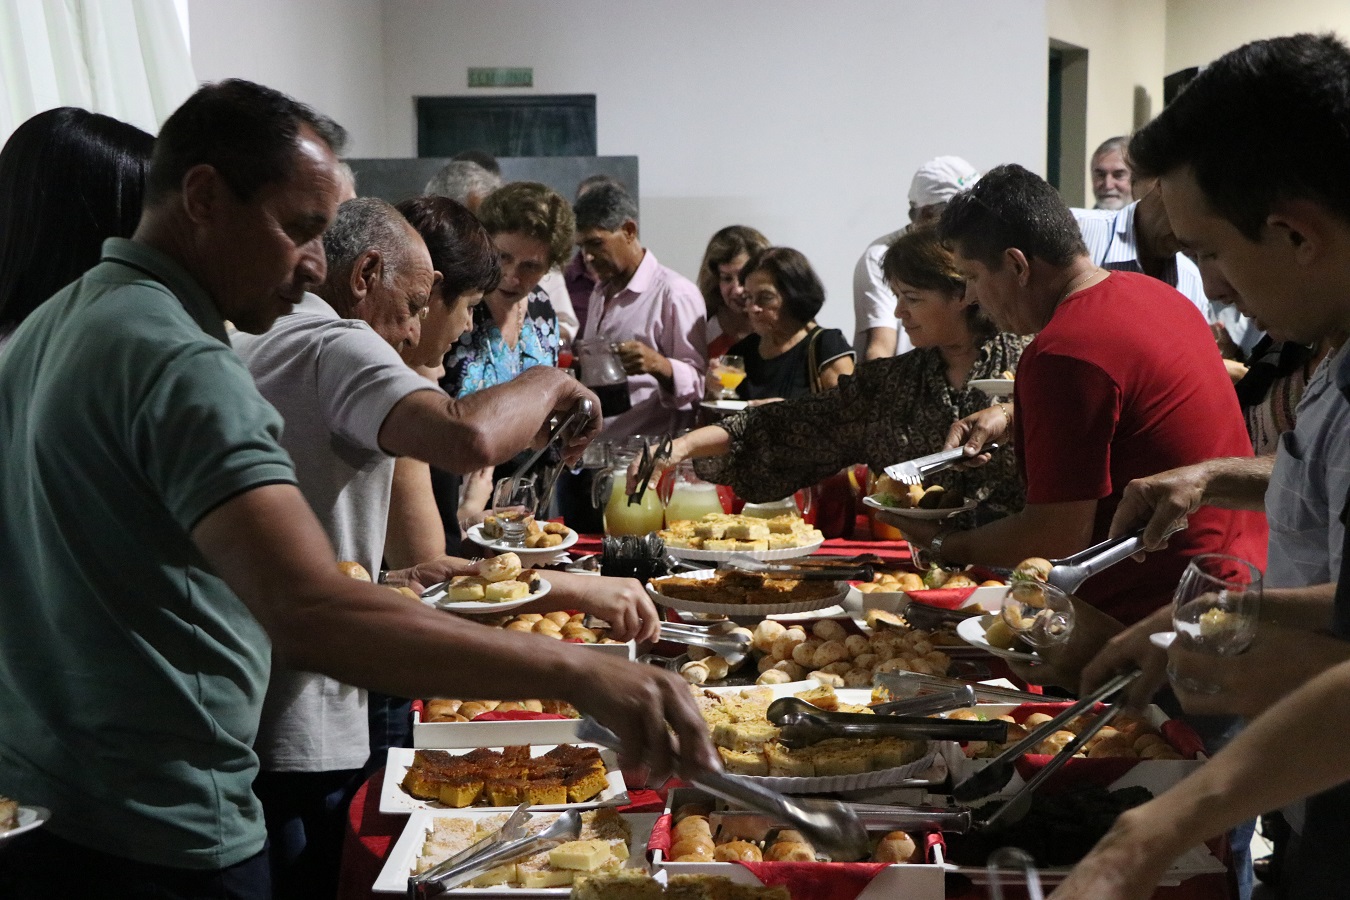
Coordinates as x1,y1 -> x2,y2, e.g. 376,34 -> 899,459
424,160 -> 501,205
1091,135 -> 1130,163
322,198 -> 414,310
573,182 -> 638,233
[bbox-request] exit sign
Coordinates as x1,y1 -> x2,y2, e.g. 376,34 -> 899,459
468,67 -> 533,88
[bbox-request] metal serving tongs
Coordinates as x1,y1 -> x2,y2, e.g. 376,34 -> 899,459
628,433 -> 673,506
874,670 -> 1048,706
408,806 -> 582,897
987,847 -> 1047,900
951,669 -> 1142,803
718,556 -> 874,581
711,801 -> 973,837
883,444 -> 1001,486
765,696 -> 1008,750
657,621 -> 752,665
576,717 -> 870,861
514,398 -> 595,513
1044,523 -> 1184,594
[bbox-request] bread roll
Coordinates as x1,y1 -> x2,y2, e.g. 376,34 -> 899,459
544,610 -> 571,627
679,660 -> 711,685
672,804 -> 712,823
714,841 -> 763,862
844,634 -> 871,657
811,640 -> 850,669
757,669 -> 792,685
812,619 -> 847,643
791,639 -> 822,667
873,831 -> 917,864
505,620 -> 534,633
752,620 -> 786,652
481,552 -> 523,583
458,701 -> 491,719
702,657 -> 731,681
670,837 -> 715,862
337,561 -> 372,581
672,815 -> 712,840
765,841 -> 815,862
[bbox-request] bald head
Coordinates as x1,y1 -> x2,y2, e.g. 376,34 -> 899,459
318,197 -> 437,352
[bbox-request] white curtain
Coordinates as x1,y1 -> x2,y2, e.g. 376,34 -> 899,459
0,0 -> 196,143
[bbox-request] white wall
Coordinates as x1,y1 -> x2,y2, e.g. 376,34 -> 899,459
188,0 -> 387,157
1047,0 -> 1167,202
377,0 -> 1047,336
1165,0 -> 1350,71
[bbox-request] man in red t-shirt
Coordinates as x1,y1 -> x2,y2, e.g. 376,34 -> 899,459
887,164 -> 1267,675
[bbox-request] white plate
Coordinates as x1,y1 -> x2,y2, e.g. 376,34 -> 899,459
955,614 -> 1041,663
666,537 -> 824,563
0,805 -> 50,842
647,569 -> 849,616
466,524 -> 578,561
969,378 -> 1015,398
700,399 -> 748,412
374,809 -> 658,894
863,495 -> 978,520
380,746 -> 628,815
432,579 -> 551,614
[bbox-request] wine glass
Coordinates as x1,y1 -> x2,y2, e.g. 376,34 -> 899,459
1000,580 -> 1075,649
710,355 -> 746,400
1167,553 -> 1262,694
491,476 -> 538,546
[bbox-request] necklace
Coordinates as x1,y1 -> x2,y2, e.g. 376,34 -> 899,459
1057,267 -> 1104,304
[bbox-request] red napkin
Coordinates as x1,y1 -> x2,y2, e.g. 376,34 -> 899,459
905,587 -> 976,609
1161,719 -> 1206,758
618,790 -> 667,814
737,861 -> 888,900
471,710 -> 571,722
646,812 -> 673,859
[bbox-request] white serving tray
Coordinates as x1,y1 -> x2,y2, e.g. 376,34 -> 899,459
466,523 -> 579,564
380,746 -> 628,815
653,788 -> 945,900
666,537 -> 824,563
373,808 -> 658,894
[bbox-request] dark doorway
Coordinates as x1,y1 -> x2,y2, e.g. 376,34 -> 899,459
416,95 -> 598,158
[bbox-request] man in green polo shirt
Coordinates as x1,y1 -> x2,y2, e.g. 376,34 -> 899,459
0,79 -> 716,899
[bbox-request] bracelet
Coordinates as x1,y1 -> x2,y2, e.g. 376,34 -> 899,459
928,528 -> 955,564
997,402 -> 1012,428
377,569 -> 389,584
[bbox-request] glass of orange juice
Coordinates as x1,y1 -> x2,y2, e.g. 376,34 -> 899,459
711,355 -> 746,399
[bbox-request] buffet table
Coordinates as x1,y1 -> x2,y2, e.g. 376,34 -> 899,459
336,531 -> 1240,900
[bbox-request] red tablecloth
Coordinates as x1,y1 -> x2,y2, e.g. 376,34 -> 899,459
338,768 -> 1236,900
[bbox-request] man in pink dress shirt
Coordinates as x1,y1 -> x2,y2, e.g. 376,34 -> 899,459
574,182 -> 707,441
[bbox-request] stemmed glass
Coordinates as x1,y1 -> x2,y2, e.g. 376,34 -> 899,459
1165,553 -> 1262,694
710,355 -> 746,400
491,476 -> 538,546
1000,580 -> 1075,649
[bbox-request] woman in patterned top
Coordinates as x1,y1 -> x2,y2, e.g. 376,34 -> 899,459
655,225 -> 1029,524
442,182 -> 573,397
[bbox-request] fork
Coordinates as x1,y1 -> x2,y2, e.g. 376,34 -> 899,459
883,444 -> 1000,486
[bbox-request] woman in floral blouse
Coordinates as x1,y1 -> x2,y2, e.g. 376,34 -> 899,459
656,225 -> 1029,524
441,182 -> 573,397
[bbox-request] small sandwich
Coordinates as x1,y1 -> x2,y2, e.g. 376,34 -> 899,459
481,552 -> 523,583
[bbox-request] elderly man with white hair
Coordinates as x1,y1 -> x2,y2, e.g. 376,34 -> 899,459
852,155 -> 980,360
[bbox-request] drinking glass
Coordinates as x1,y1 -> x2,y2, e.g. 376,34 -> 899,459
1000,580 -> 1075,649
1167,553 -> 1262,694
710,355 -> 746,400
491,476 -> 538,546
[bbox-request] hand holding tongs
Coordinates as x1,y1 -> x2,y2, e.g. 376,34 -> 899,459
883,443 -> 1001,486
1044,524 -> 1182,594
657,621 -> 751,665
513,398 -> 595,509
628,433 -> 672,506
576,717 -> 870,861
718,556 -> 874,581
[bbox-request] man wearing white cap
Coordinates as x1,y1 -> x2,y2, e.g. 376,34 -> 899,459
852,156 -> 980,360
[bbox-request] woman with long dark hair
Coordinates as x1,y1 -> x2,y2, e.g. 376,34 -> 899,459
0,107 -> 154,343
